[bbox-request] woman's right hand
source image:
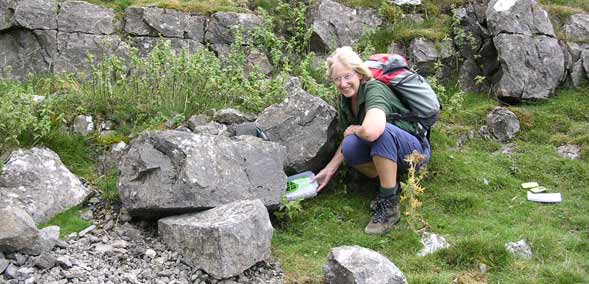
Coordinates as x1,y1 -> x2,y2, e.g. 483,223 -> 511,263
313,166 -> 337,192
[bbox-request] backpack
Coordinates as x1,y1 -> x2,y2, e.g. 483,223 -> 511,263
364,54 -> 441,133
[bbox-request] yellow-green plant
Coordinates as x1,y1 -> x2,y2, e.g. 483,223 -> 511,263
400,150 -> 429,232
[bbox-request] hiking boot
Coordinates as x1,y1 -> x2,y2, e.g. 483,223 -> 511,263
365,194 -> 400,235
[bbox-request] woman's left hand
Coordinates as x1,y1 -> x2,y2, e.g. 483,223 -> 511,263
344,125 -> 361,137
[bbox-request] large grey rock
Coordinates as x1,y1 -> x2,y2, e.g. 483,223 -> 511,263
487,0 -> 554,37
308,0 -> 382,52
159,199 -> 273,278
131,37 -> 204,57
563,13 -> 589,41
205,12 -> 263,44
0,29 -> 55,80
492,33 -> 564,101
486,107 -> 520,142
213,108 -> 256,125
11,0 -> 57,30
58,1 -> 114,34
487,0 -> 564,102
54,33 -> 130,75
256,77 -> 338,173
0,207 -> 39,254
409,38 -> 454,77
210,44 -> 273,75
118,130 -> 287,218
324,246 -> 408,284
452,4 -> 492,60
124,7 -> 206,40
0,147 -> 92,224
571,60 -> 588,88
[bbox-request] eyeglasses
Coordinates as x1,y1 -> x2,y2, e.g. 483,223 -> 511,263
332,72 -> 356,84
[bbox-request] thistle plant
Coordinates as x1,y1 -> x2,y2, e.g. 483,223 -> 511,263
401,150 -> 430,232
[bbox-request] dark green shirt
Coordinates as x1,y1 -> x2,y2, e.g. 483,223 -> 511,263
338,79 -> 416,134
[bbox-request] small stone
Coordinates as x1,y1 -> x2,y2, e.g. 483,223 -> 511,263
56,256 -> 73,269
479,263 -> 489,273
557,144 -> 581,160
80,209 -> 94,221
78,225 -> 96,237
505,239 -> 533,259
33,252 -> 57,269
145,249 -> 157,259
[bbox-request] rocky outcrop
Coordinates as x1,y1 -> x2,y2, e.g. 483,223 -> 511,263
486,0 -> 565,102
256,77 -> 338,173
324,245 -> 408,284
308,0 -> 382,52
159,199 -> 273,279
117,130 -> 287,218
0,147 -> 92,224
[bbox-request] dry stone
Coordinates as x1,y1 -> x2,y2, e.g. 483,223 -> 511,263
486,0 -> 564,102
486,107 -> 520,142
158,199 -> 273,279
417,231 -> 450,256
0,29 -> 55,80
54,32 -> 130,75
505,239 -> 532,259
58,1 -> 114,34
563,13 -> 589,41
256,77 -> 338,173
205,12 -> 263,45
390,0 -> 421,5
0,207 -> 39,254
0,147 -> 92,224
410,38 -> 454,77
557,144 -> 581,160
72,114 -> 94,135
324,246 -> 407,284
118,130 -> 287,218
308,0 -> 382,52
213,108 -> 256,124
12,0 -> 57,30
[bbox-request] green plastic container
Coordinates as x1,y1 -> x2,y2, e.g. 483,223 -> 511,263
286,171 -> 318,201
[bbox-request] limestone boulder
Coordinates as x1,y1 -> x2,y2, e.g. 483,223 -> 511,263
11,0 -> 57,30
124,7 -> 207,41
0,29 -> 55,80
118,130 -> 286,218
205,12 -> 263,45
0,207 -> 39,254
0,147 -> 92,224
324,246 -> 408,284
54,33 -> 130,75
308,0 -> 382,52
213,108 -> 256,125
158,199 -> 272,278
486,0 -> 564,102
563,13 -> 589,41
409,38 -> 454,77
486,107 -> 520,142
58,1 -> 114,34
256,77 -> 338,173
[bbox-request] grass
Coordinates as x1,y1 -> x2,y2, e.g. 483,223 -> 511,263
272,89 -> 589,283
39,206 -> 93,239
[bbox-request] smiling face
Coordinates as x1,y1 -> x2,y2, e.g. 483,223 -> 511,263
330,60 -> 361,98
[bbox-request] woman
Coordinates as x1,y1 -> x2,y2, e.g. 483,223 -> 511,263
313,46 -> 431,235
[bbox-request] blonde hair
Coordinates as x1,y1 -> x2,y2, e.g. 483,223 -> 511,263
326,46 -> 373,82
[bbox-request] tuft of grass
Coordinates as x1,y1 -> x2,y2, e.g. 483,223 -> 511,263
95,173 -> 120,202
438,238 -> 512,270
39,206 -> 93,239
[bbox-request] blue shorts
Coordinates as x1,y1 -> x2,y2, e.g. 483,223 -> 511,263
341,123 -> 430,171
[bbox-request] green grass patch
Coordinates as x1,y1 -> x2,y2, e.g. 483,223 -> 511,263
40,206 -> 93,239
